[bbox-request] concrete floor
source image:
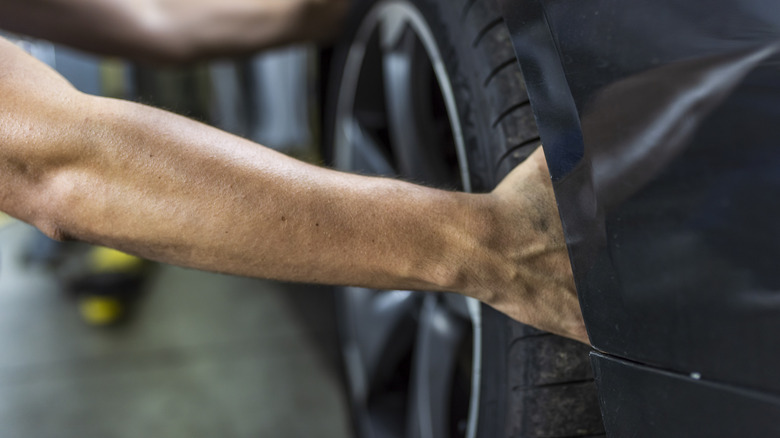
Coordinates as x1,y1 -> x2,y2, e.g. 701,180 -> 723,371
0,220 -> 353,438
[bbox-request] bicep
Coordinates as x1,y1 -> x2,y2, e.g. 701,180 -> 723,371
0,36 -> 93,223
0,35 -> 81,140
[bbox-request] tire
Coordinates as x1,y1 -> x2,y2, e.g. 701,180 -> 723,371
323,0 -> 605,436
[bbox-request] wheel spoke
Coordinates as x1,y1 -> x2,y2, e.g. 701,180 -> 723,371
380,24 -> 451,184
440,292 -> 472,320
337,116 -> 396,176
340,287 -> 422,401
407,295 -> 470,438
334,4 -> 480,437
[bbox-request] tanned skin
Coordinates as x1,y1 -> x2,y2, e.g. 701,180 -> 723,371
0,3 -> 587,343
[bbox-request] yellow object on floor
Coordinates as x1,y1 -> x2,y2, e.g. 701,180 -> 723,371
79,296 -> 123,325
88,247 -> 144,273
0,213 -> 16,229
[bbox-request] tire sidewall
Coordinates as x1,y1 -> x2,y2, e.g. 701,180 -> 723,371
323,1 -> 531,437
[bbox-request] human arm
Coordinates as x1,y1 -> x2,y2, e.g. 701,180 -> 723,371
0,0 -> 348,63
0,38 -> 587,342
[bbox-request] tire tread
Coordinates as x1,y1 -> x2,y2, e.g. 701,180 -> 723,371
484,58 -> 518,87
456,0 -> 605,436
325,0 -> 604,435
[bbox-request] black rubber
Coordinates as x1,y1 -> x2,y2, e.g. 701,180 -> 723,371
324,0 -> 605,434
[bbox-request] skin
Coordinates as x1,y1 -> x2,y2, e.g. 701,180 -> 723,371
0,1 -> 588,343
0,0 -> 349,63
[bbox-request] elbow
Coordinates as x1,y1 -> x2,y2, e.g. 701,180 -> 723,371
0,197 -> 72,243
0,146 -> 80,244
32,173 -> 79,243
37,219 -> 73,243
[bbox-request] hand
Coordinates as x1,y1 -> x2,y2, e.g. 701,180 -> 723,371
471,148 -> 588,343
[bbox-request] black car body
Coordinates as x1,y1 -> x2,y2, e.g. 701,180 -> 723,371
500,0 -> 780,434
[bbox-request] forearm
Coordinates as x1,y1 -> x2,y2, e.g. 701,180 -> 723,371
0,0 -> 348,63
40,96 -> 491,292
47,99 -> 587,343
0,36 -> 486,294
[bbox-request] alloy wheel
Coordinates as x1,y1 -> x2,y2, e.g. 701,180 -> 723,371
332,2 -> 483,437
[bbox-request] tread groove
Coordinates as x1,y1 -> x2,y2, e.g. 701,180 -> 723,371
539,434 -> 607,438
472,17 -> 503,48
507,331 -> 553,349
460,0 -> 477,22
491,100 -> 531,127
483,58 -> 518,87
330,0 -> 605,433
512,379 -> 595,392
494,137 -> 541,170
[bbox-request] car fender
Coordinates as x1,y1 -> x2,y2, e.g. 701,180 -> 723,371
498,0 -> 780,434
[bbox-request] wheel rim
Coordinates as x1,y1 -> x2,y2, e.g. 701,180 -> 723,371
333,2 -> 483,437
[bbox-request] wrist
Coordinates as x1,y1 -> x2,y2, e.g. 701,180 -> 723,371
420,192 -> 507,302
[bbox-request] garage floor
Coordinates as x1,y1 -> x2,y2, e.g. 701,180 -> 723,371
0,220 -> 352,438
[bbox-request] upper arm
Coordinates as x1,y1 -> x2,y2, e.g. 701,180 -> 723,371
0,36 -> 94,226
0,0 -> 349,64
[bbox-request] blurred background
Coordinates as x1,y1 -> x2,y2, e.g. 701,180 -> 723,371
0,35 -> 352,438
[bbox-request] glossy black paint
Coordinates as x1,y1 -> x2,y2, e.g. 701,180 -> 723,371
499,0 -> 780,425
591,352 -> 780,437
